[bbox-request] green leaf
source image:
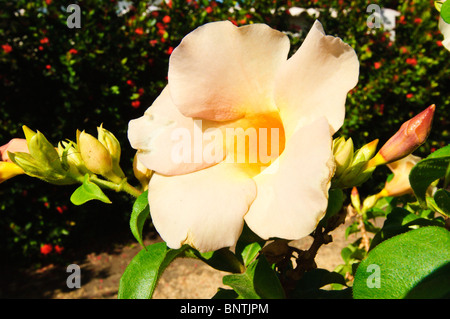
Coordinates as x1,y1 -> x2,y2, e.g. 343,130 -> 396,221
441,0 -> 450,23
212,288 -> 240,299
291,269 -> 349,299
130,190 -> 150,249
185,248 -> 244,274
234,223 -> 265,267
370,207 -> 444,250
222,256 -> 285,299
353,226 -> 450,299
70,175 -> 111,205
409,156 -> 450,206
404,262 -> 450,299
235,224 -> 266,267
239,241 -> 264,267
426,144 -> 450,159
118,242 -> 188,299
434,189 -> 450,217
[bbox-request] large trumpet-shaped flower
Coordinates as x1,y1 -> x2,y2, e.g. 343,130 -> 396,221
128,20 -> 359,252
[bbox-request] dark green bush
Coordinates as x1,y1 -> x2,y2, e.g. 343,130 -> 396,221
1,0 -> 448,263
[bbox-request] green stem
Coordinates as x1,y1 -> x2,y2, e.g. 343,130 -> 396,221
70,170 -> 143,198
121,181 -> 143,198
89,175 -> 142,198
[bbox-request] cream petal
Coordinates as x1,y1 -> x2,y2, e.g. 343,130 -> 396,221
275,20 -> 359,140
168,21 -> 290,121
148,162 -> 257,252
128,87 -> 225,176
244,117 -> 334,240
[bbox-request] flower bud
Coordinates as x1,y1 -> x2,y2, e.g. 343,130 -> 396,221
0,138 -> 29,162
368,105 -> 435,168
350,187 -> 361,213
27,130 -> 63,172
22,125 -> 37,144
332,137 -> 354,177
77,130 -> 113,177
8,151 -> 76,185
361,193 -> 380,214
332,139 -> 379,188
57,141 -> 89,177
352,139 -> 379,165
97,124 -> 125,178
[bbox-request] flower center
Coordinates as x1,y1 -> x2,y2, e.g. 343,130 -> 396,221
224,110 -> 286,176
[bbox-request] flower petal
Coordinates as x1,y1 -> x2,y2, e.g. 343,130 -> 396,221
148,162 -> 257,252
384,154 -> 421,196
275,20 -> 359,140
128,87 -> 225,176
168,21 -> 290,121
244,117 -> 334,240
0,161 -> 24,183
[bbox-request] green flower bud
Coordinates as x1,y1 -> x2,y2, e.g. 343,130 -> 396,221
352,139 -> 379,165
332,137 -> 354,178
332,139 -> 378,188
57,141 -> 89,177
9,151 -> 76,185
26,127 -> 63,172
97,124 -> 125,178
361,193 -> 381,214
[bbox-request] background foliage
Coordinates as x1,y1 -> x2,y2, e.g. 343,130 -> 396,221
1,0 -> 449,264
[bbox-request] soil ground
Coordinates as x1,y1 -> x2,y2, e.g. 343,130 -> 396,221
1,215 -> 363,299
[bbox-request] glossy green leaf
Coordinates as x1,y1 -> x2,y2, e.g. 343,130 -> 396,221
353,226 -> 450,299
404,262 -> 450,299
234,223 -> 265,267
434,189 -> 450,217
185,247 -> 244,274
370,207 -> 445,250
409,156 -> 450,206
291,269 -> 349,299
212,288 -> 240,299
70,174 -> 111,205
222,256 -> 285,299
118,242 -> 188,299
129,190 -> 149,249
239,242 -> 264,267
426,145 -> 450,159
441,0 -> 450,23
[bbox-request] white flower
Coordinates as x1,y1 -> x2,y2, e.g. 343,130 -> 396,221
128,20 -> 359,252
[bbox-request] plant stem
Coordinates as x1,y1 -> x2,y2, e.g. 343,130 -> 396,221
89,175 -> 142,198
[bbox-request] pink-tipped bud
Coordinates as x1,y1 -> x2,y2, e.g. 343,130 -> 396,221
350,187 -> 361,213
368,104 -> 435,167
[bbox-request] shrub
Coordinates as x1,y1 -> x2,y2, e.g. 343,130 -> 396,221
0,0 -> 448,262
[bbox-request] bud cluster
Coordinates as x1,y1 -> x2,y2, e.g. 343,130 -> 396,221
332,105 -> 435,189
8,125 -> 125,185
331,137 -> 378,189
